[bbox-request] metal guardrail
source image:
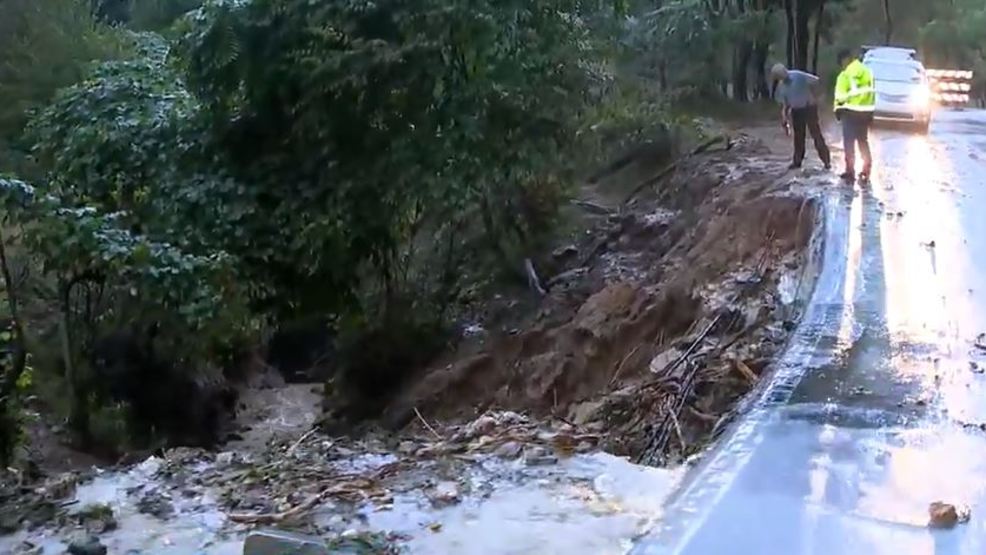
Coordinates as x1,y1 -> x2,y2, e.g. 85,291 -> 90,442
926,68 -> 975,106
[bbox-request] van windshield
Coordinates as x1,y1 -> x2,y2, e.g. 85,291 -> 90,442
866,61 -> 923,83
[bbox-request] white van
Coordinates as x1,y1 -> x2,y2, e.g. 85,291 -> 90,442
864,58 -> 932,133
862,46 -> 918,62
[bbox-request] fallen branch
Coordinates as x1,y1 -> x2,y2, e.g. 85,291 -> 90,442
733,359 -> 758,384
572,199 -> 613,215
286,428 -> 317,457
229,484 -> 345,524
414,407 -> 442,440
524,258 -> 546,296
228,463 -> 403,525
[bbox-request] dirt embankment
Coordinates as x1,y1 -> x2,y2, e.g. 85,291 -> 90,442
382,128 -> 820,465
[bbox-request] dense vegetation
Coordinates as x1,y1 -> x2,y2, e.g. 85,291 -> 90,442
2,0 -> 985,462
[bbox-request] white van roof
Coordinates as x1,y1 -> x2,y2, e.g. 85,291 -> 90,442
862,46 -> 917,61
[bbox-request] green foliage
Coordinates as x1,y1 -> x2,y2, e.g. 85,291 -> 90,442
0,0 -> 128,171
129,0 -> 205,32
175,0 -> 628,320
0,179 -> 238,332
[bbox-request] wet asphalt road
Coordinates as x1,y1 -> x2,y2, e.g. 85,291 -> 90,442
632,109 -> 986,555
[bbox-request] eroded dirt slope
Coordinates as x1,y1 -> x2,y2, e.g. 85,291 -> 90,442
384,131 -> 821,464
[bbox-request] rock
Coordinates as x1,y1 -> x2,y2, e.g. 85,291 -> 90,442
928,502 -> 970,529
66,536 -> 107,555
552,244 -> 579,260
243,529 -> 330,555
570,400 -> 604,426
74,503 -> 116,533
429,481 -> 461,507
136,491 -> 175,520
523,445 -> 558,466
494,441 -> 523,459
649,348 -> 683,376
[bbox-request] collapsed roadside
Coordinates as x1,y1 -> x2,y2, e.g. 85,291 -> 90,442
0,124 -> 835,554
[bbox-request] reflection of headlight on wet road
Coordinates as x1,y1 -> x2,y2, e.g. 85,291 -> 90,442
911,87 -> 930,108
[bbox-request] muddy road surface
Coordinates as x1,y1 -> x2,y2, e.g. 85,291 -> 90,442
633,110 -> 986,554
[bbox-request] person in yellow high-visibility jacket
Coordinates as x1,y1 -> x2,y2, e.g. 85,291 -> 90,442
834,48 -> 876,184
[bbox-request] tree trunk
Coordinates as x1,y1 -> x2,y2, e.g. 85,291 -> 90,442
58,280 -> 89,446
883,0 -> 893,44
733,41 -> 754,101
792,0 -> 811,70
784,0 -> 795,67
0,228 -> 26,402
753,40 -> 770,99
812,0 -> 825,73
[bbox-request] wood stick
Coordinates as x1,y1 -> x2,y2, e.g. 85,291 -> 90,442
414,407 -> 442,439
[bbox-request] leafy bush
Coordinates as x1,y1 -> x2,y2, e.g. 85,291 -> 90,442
0,0 -> 127,171
5,0 -> 661,436
176,0 -> 627,320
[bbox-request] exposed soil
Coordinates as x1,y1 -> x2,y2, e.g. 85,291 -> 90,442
380,126 -> 822,464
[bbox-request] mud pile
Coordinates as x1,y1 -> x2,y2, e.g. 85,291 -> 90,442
383,134 -> 820,465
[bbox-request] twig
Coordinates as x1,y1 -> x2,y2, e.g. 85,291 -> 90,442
229,485 -> 342,524
645,314 -> 722,388
668,406 -> 687,451
414,407 -> 442,439
228,463 -> 404,525
286,428 -> 317,457
524,258 -> 547,296
573,199 -> 613,215
610,344 -> 644,386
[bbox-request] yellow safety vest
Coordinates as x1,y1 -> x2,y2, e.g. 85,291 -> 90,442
834,60 -> 876,112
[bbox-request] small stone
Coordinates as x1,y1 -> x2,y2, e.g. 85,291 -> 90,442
972,362 -> 983,374
243,529 -> 330,555
523,446 -> 558,466
428,522 -> 443,533
398,441 -> 417,454
552,245 -> 579,260
429,482 -> 461,507
929,502 -> 962,529
494,441 -> 523,459
136,492 -> 175,520
66,536 -> 107,555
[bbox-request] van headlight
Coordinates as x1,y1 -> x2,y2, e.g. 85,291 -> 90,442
911,87 -> 930,107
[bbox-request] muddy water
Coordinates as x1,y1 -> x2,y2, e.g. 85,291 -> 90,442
2,381 -> 684,555
1,451 -> 682,555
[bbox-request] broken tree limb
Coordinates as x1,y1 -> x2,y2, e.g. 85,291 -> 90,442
622,135 -> 730,206
414,407 -> 442,439
524,258 -> 546,296
572,199 -> 613,215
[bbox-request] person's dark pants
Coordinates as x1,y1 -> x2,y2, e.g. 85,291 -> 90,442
791,105 -> 830,167
840,110 -> 873,176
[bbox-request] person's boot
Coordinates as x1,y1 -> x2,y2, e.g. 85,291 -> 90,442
788,162 -> 802,170
839,171 -> 855,183
858,171 -> 870,185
